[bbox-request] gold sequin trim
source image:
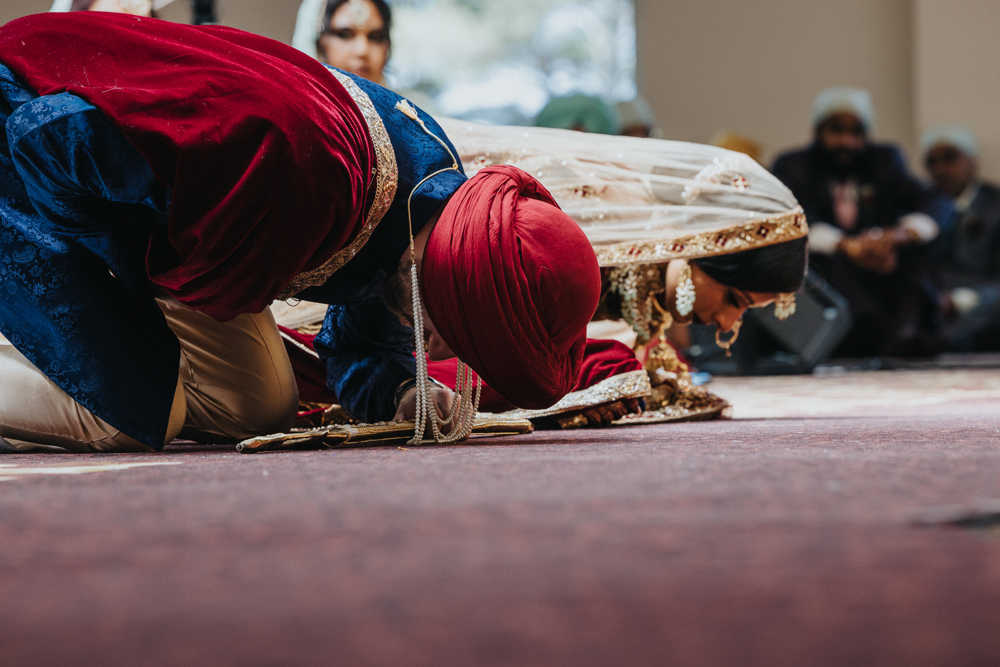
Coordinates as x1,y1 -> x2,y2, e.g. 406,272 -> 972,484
593,210 -> 808,267
496,370 -> 652,421
614,399 -> 731,425
278,70 -> 399,299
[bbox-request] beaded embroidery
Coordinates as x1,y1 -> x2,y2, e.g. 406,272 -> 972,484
592,210 -> 807,267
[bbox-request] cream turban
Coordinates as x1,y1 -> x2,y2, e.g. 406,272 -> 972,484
921,125 -> 979,159
812,87 -> 876,133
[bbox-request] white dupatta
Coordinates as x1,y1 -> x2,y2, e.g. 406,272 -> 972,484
436,118 -> 806,268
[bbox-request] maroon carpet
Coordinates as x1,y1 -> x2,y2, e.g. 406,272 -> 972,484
2,371 -> 1000,666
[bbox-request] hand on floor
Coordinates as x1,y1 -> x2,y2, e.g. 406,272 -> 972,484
394,385 -> 457,432
580,397 -> 643,427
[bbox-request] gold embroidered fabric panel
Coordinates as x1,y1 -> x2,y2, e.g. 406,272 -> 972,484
496,370 -> 652,422
594,210 -> 808,267
278,71 -> 399,299
236,416 -> 534,453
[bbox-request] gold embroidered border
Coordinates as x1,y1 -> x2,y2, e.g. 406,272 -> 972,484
614,396 -> 731,426
278,71 -> 399,299
236,416 -> 533,453
496,370 -> 652,422
593,210 -> 808,268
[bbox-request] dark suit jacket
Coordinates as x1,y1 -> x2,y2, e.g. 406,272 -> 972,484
772,142 -> 950,233
936,182 -> 1000,288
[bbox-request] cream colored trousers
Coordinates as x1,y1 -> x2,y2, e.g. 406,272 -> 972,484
0,296 -> 298,453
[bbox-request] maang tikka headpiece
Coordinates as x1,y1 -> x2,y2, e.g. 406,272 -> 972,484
395,99 -> 482,445
346,0 -> 371,27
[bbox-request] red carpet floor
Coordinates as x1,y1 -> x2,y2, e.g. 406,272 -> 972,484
2,368 -> 1000,666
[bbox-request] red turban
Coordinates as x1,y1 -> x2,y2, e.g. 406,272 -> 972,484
422,166 -> 601,409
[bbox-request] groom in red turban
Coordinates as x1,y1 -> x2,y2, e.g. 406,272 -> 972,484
0,12 -> 601,452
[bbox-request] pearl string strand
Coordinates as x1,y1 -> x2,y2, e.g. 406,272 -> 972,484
406,262 -> 481,445
394,98 -> 481,445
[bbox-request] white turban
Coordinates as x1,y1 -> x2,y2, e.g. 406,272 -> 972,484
921,125 -> 979,158
812,87 -> 876,133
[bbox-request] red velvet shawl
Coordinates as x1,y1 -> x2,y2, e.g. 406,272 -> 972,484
0,13 -> 373,320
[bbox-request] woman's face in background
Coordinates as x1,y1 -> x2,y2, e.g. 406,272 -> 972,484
319,0 -> 389,83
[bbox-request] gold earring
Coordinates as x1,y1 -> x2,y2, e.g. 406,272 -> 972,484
774,293 -> 796,320
715,317 -> 743,357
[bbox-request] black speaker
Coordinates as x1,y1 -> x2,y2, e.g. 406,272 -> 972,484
685,270 -> 853,375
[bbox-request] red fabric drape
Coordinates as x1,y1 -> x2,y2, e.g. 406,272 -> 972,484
427,339 -> 643,412
0,13 -> 373,320
278,327 -> 643,413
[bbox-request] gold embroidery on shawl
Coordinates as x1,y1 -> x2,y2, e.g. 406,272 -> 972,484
593,210 -> 808,267
496,370 -> 652,422
619,339 -> 731,425
278,70 -> 399,299
235,417 -> 534,453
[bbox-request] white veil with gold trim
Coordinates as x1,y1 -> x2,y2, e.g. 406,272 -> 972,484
436,118 -> 806,267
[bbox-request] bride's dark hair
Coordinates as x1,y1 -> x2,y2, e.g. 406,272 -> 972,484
692,236 -> 808,294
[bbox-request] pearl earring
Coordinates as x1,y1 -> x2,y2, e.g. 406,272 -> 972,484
675,261 -> 695,317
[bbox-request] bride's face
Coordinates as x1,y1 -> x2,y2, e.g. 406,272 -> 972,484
319,0 -> 390,83
666,260 -> 777,332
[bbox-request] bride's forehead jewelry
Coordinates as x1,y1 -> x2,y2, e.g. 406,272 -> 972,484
346,0 -> 372,27
395,98 -> 480,446
774,292 -> 797,320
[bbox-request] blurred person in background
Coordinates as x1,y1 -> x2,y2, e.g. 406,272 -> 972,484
294,0 -> 442,112
314,0 -> 390,84
923,126 -> 1000,351
772,87 -> 950,358
295,0 -> 390,84
617,97 -> 659,138
536,93 -> 620,135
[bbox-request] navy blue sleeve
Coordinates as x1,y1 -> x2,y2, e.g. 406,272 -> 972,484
8,92 -> 171,294
313,300 -> 416,423
0,89 -> 180,448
